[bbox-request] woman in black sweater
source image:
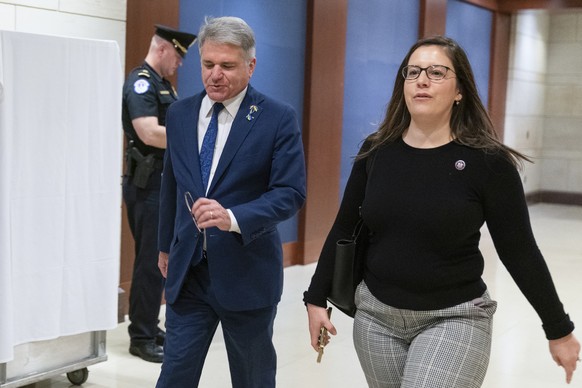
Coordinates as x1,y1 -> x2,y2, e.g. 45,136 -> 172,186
304,36 -> 580,387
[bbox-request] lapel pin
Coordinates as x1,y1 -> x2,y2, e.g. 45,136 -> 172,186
455,160 -> 466,170
246,105 -> 258,121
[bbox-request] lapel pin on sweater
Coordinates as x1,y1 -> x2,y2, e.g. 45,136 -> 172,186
246,105 -> 258,121
455,160 -> 466,170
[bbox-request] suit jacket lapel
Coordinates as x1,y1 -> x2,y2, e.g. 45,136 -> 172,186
208,87 -> 264,195
176,95 -> 205,196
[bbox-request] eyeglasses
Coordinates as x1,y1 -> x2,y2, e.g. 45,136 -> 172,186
401,65 -> 455,81
184,191 -> 202,232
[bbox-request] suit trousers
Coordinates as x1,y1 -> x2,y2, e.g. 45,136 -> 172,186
353,281 -> 497,388
156,259 -> 278,388
122,172 -> 164,344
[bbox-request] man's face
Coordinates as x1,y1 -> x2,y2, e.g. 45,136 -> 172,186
159,45 -> 183,78
200,41 -> 255,102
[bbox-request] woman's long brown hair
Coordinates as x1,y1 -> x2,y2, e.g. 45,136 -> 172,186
357,35 -> 531,168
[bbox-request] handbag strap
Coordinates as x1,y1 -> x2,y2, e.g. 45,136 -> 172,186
351,213 -> 365,240
352,217 -> 364,241
352,148 -> 377,240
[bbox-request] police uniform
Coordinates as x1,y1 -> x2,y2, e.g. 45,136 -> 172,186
122,62 -> 176,161
121,25 -> 196,363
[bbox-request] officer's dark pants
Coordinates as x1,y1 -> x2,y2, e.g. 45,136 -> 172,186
122,170 -> 164,345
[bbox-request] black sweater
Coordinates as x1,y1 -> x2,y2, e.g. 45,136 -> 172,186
304,138 -> 574,340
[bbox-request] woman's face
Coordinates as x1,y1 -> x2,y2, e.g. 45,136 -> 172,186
403,45 -> 461,122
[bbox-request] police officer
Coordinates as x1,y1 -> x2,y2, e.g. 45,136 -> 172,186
122,25 -> 196,363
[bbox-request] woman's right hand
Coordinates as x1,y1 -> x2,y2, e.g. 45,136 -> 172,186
307,303 -> 337,352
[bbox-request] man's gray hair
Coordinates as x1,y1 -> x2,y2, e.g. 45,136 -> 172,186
198,16 -> 256,61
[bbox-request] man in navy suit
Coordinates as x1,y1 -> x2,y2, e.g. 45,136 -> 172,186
155,16 -> 306,388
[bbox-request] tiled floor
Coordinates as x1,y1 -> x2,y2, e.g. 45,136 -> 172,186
19,203 -> 582,387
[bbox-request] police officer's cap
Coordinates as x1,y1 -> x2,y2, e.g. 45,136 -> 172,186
155,24 -> 197,58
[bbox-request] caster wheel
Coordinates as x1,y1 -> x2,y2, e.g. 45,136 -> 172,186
67,367 -> 89,385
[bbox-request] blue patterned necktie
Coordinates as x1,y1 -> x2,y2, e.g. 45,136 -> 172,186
200,103 -> 224,191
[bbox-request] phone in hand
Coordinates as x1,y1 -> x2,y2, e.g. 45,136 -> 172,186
316,307 -> 332,363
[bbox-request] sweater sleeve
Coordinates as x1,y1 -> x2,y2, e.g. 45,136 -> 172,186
303,143 -> 371,307
483,155 -> 574,340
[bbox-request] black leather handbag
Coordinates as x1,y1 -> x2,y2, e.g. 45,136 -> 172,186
327,210 -> 368,318
327,149 -> 375,318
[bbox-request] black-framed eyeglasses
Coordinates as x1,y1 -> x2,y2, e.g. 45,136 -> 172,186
184,191 -> 202,233
401,65 -> 455,81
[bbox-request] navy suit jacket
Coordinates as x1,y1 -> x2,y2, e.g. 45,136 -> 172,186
158,85 -> 306,311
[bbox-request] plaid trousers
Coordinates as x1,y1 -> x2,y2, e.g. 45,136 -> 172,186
353,281 -> 497,388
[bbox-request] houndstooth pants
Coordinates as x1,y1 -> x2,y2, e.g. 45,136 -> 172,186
353,281 -> 497,388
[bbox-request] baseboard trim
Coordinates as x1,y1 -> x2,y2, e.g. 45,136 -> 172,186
526,191 -> 582,206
